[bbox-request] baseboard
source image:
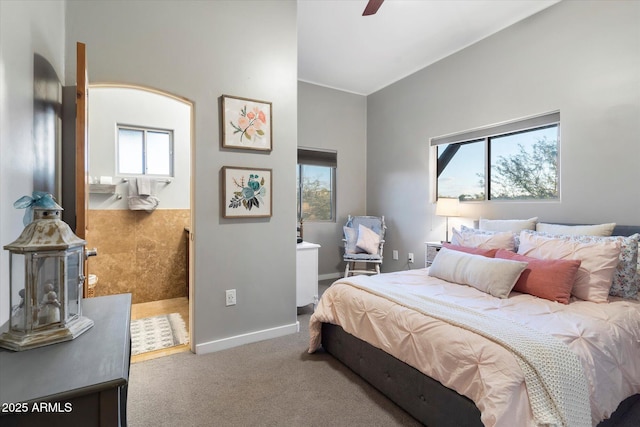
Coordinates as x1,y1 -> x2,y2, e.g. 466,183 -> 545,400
195,321 -> 299,354
319,272 -> 341,281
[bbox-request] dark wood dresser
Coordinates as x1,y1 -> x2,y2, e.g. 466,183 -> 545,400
0,293 -> 132,427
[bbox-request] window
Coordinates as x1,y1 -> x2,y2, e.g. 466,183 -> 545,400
297,148 -> 337,221
432,112 -> 559,201
117,126 -> 173,176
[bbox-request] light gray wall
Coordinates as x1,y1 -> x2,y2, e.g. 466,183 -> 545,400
65,0 -> 298,351
88,86 -> 191,210
367,0 -> 640,273
0,0 -> 66,326
298,82 -> 367,277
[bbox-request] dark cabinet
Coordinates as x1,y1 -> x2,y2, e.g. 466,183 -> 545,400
0,294 -> 132,427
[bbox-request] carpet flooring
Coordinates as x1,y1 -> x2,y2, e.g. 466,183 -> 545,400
127,301 -> 422,426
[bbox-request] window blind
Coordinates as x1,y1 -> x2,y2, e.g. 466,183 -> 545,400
297,147 -> 337,167
430,111 -> 560,146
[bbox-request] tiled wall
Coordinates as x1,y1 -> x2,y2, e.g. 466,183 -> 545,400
86,209 -> 190,304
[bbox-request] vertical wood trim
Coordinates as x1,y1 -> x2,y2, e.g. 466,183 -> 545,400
75,42 -> 87,238
75,42 -> 89,296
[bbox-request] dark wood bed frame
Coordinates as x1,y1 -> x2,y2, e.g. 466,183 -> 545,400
321,224 -> 640,426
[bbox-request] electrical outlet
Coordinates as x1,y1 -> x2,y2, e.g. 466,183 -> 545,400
392,250 -> 399,260
408,253 -> 414,263
225,289 -> 236,306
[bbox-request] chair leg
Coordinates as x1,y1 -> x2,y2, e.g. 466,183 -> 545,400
344,263 -> 350,278
375,264 -> 380,274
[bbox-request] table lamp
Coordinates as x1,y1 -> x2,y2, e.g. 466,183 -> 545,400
435,197 -> 460,243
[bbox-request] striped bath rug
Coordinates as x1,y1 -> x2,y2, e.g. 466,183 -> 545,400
130,313 -> 189,355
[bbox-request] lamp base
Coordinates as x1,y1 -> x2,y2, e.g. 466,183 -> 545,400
0,316 -> 94,351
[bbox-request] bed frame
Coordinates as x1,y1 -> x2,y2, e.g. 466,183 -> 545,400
321,224 -> 640,426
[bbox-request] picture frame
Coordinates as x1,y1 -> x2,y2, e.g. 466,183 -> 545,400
221,95 -> 272,151
222,166 -> 272,218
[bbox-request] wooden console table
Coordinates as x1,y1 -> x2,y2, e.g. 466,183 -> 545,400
0,293 -> 132,427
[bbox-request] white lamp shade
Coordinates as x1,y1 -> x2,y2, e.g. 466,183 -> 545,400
435,197 -> 460,217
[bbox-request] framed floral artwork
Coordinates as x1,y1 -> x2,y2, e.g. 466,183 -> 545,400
222,166 -> 272,218
221,95 -> 272,151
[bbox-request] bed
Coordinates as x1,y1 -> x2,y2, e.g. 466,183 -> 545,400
309,223 -> 640,426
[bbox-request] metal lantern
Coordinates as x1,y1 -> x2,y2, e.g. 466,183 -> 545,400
0,194 -> 94,351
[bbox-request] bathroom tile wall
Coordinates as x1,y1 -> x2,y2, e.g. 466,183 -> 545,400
86,209 -> 190,304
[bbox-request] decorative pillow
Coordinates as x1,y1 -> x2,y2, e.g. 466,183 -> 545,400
343,226 -> 358,254
536,222 -> 616,236
451,226 -> 516,251
518,231 -> 621,303
495,249 -> 581,304
523,231 -> 639,299
356,224 -> 380,255
428,247 -> 528,299
442,243 -> 498,258
479,217 -> 538,233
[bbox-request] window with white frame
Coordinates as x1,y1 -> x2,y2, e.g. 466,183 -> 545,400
117,125 -> 174,177
297,148 -> 337,222
432,112 -> 560,202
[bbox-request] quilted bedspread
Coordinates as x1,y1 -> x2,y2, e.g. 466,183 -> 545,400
309,269 -> 640,427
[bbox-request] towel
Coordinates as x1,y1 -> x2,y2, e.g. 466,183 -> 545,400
137,177 -> 152,196
128,178 -> 159,211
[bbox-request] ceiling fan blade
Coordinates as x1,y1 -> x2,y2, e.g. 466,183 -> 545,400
363,0 -> 384,16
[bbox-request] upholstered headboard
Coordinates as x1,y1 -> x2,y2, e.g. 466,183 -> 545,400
550,224 -> 640,237
471,220 -> 640,237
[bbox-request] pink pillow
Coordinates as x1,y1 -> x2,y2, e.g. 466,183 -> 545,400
517,231 -> 621,303
442,243 -> 498,258
495,249 -> 581,304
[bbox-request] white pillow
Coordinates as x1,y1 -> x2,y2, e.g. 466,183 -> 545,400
451,228 -> 516,251
535,222 -> 616,236
428,247 -> 528,298
518,231 -> 621,303
479,217 -> 538,232
356,224 -> 380,255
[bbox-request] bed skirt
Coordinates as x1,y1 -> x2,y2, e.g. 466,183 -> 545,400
321,322 -> 640,427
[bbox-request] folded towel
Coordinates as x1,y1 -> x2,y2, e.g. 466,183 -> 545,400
128,178 -> 159,211
137,177 -> 153,196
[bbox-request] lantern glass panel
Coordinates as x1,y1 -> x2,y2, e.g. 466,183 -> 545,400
10,252 -> 27,332
33,254 -> 62,329
65,248 -> 83,320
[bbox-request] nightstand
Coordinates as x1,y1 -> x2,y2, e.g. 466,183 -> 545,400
424,241 -> 443,267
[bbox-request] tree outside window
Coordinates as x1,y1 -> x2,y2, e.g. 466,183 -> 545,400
297,149 -> 337,222
434,113 -> 560,202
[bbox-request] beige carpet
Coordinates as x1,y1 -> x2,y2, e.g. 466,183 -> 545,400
127,303 -> 422,426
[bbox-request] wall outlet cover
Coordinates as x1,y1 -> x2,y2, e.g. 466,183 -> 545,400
226,289 -> 236,306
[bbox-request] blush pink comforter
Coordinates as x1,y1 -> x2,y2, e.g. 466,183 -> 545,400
309,269 -> 640,427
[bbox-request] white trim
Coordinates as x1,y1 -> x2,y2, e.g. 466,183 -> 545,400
319,272 -> 341,281
195,322 -> 299,354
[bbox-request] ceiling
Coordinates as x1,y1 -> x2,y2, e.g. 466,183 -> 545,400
298,0 -> 561,95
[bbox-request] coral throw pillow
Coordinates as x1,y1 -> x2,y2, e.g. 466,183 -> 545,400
495,249 -> 581,304
518,231 -> 621,303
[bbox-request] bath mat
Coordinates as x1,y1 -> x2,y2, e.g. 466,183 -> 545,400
130,313 -> 189,356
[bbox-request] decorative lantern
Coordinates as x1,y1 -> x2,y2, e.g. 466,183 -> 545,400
0,192 -> 94,351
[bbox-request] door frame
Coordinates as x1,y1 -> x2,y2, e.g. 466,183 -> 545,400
87,83 -> 196,352
75,42 -> 89,296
